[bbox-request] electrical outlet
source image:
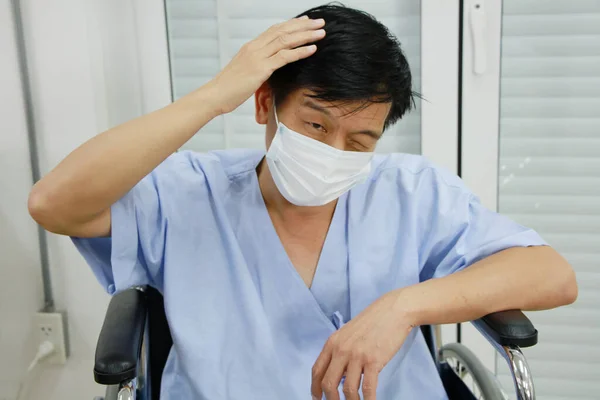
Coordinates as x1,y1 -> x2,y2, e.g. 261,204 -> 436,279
34,311 -> 69,365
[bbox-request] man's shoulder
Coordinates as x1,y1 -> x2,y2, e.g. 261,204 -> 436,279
154,148 -> 264,180
139,149 -> 263,203
369,153 -> 470,196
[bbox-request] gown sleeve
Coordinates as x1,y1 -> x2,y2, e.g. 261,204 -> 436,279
418,171 -> 547,282
71,158 -> 181,295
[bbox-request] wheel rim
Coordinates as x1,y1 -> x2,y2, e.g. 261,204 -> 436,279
444,355 -> 485,399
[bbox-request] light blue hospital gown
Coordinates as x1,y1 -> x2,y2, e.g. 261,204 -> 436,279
73,149 -> 546,399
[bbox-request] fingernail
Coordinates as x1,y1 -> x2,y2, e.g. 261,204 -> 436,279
300,15 -> 309,19
312,396 -> 319,400
313,18 -> 325,25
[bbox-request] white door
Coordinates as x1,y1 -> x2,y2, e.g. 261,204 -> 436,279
461,0 -> 600,397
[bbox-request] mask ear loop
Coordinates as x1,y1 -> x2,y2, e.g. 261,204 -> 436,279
273,99 -> 279,126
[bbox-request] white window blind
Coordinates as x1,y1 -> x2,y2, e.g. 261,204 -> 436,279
164,0 -> 421,154
497,1 -> 600,398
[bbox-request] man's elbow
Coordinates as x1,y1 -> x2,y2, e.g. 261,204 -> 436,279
548,247 -> 578,306
559,266 -> 578,306
28,184 -> 67,234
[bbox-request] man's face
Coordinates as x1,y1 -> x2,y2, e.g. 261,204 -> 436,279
266,89 -> 391,153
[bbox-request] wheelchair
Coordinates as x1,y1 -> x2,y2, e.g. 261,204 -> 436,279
93,286 -> 538,400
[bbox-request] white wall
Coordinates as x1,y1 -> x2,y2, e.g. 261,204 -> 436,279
0,0 -> 152,398
0,2 -> 44,398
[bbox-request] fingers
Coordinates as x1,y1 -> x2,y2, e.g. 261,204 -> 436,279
362,364 -> 379,400
256,16 -> 325,48
342,361 -> 363,400
268,45 -> 318,71
311,348 -> 331,399
242,16 -> 324,74
264,28 -> 325,58
321,356 -> 347,400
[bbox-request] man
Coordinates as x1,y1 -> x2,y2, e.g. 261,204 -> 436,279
29,4 -> 577,400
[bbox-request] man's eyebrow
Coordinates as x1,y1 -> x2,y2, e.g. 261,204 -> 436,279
302,99 -> 333,117
349,129 -> 383,140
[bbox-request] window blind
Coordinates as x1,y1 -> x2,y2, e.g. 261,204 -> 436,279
164,0 -> 421,154
497,1 -> 600,398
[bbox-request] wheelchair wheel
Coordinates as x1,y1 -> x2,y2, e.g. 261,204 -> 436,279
439,343 -> 508,400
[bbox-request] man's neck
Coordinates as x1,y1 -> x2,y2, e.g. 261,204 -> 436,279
256,158 -> 337,225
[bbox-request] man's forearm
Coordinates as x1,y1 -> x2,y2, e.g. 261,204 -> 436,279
394,246 -> 577,327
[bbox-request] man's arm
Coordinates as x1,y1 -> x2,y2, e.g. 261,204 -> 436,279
397,245 -> 578,326
310,246 -> 577,400
27,16 -> 326,238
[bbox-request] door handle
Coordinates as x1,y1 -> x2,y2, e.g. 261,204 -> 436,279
469,0 -> 487,75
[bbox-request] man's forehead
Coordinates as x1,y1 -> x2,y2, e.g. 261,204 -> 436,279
298,94 -> 389,127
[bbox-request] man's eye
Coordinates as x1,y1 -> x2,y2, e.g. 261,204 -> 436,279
351,141 -> 370,151
307,122 -> 325,132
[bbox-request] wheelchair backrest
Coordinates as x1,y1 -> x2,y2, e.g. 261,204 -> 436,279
146,287 -> 173,400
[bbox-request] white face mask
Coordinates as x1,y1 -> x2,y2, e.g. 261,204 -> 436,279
266,105 -> 374,206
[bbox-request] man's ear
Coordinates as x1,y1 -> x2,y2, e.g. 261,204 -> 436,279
254,82 -> 273,125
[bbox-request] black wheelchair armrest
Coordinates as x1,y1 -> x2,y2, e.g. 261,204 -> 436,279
94,287 -> 147,385
472,310 -> 538,348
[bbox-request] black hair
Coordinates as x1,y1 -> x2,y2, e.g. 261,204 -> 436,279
268,3 -> 418,131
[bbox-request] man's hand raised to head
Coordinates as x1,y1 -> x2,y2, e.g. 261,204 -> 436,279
210,16 -> 326,115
